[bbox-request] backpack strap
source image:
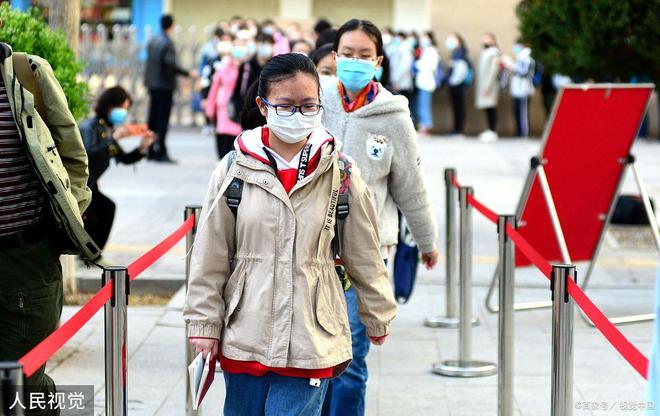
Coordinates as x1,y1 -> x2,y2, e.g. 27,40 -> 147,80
333,152 -> 352,259
224,150 -> 243,216
12,52 -> 46,120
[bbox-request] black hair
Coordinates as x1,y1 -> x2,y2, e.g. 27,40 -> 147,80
240,80 -> 264,130
314,18 -> 332,35
310,43 -> 334,66
451,32 -> 467,50
256,33 -> 275,44
94,86 -> 132,122
160,14 -> 174,31
240,53 -> 320,128
290,39 -> 314,53
257,53 -> 319,98
424,31 -> 437,47
213,27 -> 224,38
315,28 -> 337,49
333,19 -> 384,57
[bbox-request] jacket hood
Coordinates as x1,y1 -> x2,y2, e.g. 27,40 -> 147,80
234,125 -> 341,177
321,76 -> 410,118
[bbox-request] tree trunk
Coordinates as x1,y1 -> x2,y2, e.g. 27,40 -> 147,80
48,0 -> 81,54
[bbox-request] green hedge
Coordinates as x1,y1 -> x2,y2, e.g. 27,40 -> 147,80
517,0 -> 659,84
0,4 -> 88,120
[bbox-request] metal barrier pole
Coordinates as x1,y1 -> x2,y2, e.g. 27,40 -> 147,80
0,362 -> 24,416
185,205 -> 202,416
426,169 -> 478,328
103,267 -> 129,416
551,264 -> 575,416
432,187 -> 496,377
497,215 -> 516,416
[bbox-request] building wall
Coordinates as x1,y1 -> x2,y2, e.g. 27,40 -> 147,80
313,0 -> 393,28
170,0 -> 279,29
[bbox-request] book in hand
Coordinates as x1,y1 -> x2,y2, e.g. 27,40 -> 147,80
188,352 -> 216,409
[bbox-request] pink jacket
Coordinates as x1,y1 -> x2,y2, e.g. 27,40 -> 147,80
272,32 -> 290,56
206,59 -> 242,136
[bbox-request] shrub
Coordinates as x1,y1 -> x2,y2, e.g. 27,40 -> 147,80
517,0 -> 659,84
0,4 -> 88,119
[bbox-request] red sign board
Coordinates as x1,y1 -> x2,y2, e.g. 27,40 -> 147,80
516,85 -> 653,267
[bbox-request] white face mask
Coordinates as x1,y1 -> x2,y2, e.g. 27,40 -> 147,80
266,107 -> 322,144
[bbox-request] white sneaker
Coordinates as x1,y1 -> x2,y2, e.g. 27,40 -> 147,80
478,130 -> 498,143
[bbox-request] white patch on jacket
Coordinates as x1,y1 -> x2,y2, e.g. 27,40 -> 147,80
366,134 -> 388,161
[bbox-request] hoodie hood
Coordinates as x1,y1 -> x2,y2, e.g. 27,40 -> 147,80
236,125 -> 335,167
321,76 -> 410,119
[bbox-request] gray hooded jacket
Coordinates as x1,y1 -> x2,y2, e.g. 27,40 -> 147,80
320,77 -> 437,253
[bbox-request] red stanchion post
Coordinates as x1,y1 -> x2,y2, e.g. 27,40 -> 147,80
0,362 -> 24,416
103,266 -> 129,416
184,205 -> 202,416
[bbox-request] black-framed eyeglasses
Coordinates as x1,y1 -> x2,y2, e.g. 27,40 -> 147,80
261,98 -> 323,117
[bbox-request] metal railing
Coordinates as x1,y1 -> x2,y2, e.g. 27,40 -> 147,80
79,24 -> 210,126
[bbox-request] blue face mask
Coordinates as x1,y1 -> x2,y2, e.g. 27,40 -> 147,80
374,66 -> 384,82
336,57 -> 376,93
109,108 -> 128,125
231,46 -> 247,59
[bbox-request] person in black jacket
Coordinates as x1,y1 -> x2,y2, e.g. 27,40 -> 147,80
80,86 -> 155,253
144,14 -> 195,163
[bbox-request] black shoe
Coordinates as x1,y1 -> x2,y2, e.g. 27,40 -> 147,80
156,156 -> 177,164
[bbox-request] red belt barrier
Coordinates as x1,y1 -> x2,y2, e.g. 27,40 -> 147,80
127,215 -> 195,280
18,215 -> 195,378
462,188 -> 650,379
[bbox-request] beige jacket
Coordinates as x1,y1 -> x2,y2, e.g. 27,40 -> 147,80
183,130 -> 397,369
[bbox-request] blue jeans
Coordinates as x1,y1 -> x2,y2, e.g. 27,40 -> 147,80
223,372 -> 329,416
322,286 -> 371,416
416,89 -> 434,129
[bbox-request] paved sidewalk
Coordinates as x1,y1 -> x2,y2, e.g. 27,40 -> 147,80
45,129 -> 659,415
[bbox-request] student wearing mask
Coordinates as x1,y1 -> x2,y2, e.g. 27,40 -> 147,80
320,19 -> 439,416
414,31 -> 440,136
185,53 -> 396,416
508,41 -> 535,138
291,39 -> 314,56
230,33 -> 275,128
445,32 -> 471,136
311,43 -> 337,76
475,32 -> 501,142
206,38 -> 248,159
389,31 -> 416,119
80,87 -> 155,253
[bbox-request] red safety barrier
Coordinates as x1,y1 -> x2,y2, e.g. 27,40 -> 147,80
460,187 -> 649,379
18,215 -> 196,378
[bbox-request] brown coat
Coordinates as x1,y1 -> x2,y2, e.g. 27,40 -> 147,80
183,138 -> 396,369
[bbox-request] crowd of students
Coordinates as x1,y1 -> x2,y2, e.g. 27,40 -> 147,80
193,16 -> 568,153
